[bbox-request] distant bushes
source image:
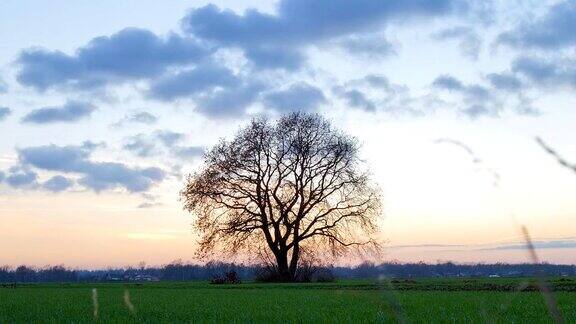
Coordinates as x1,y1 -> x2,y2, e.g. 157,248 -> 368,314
253,263 -> 336,283
314,268 -> 337,282
0,265 -> 77,283
1,261 -> 575,283
210,271 -> 241,284
332,261 -> 576,279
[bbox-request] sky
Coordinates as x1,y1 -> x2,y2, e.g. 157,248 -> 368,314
0,0 -> 575,268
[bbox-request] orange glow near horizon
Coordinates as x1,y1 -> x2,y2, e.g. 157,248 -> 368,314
1,184 -> 575,268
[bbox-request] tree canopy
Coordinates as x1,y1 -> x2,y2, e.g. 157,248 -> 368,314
181,112 -> 381,281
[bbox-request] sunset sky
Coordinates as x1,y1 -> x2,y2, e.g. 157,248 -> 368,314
0,0 -> 575,268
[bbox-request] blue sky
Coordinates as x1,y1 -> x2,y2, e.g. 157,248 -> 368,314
0,0 -> 575,267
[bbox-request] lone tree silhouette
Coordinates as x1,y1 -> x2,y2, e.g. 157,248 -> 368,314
181,112 -> 381,282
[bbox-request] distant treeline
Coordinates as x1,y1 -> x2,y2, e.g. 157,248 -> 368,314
1,261 -> 575,283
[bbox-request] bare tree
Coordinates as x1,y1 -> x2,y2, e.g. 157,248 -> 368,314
181,112 -> 381,281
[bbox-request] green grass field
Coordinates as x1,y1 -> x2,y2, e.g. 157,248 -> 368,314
1,278 -> 575,323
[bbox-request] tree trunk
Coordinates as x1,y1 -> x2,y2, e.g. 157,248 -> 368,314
275,250 -> 293,282
288,243 -> 299,280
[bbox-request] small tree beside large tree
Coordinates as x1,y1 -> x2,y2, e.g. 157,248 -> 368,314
181,112 -> 382,282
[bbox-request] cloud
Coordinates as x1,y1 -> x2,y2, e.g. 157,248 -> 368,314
42,175 -> 74,192
464,85 -> 490,101
137,193 -> 163,209
112,111 -> 158,128
16,19 -> 265,118
362,74 -> 393,88
346,74 -> 406,95
77,164 -> 164,193
123,131 -> 202,161
22,101 -> 95,124
0,107 -> 11,121
340,89 -> 376,112
0,76 -> 7,93
171,146 -> 204,159
157,130 -> 204,160
435,68 -> 538,116
196,80 -> 266,118
432,74 -> 465,91
156,130 -> 184,147
123,130 -> 187,157
339,34 -> 395,59
17,28 -> 209,91
137,202 -> 163,209
244,46 -> 305,71
264,82 -> 326,113
432,74 -> 502,118
127,112 -> 157,124
19,142 -> 93,171
182,0 -> 464,69
498,1 -> 576,51
432,73 -> 539,117
511,56 -> 576,89
148,62 -> 265,117
185,0 -> 461,44
461,104 -> 492,118
13,1 -> 476,120
18,143 -> 165,193
149,64 -> 239,101
388,243 -> 466,249
389,238 -> 576,251
0,171 -> 4,183
432,26 -> 481,60
515,95 -> 540,116
486,72 -> 522,92
334,74 -> 417,114
123,135 -> 157,158
480,238 -> 576,251
5,166 -> 38,188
